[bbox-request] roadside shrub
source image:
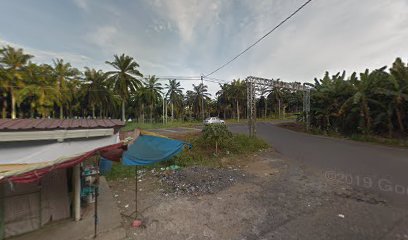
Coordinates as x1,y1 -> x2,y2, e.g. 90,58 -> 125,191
201,124 -> 232,154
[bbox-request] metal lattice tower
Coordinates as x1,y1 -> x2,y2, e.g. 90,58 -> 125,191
245,76 -> 311,137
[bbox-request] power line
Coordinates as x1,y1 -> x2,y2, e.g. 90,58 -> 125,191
204,0 -> 313,77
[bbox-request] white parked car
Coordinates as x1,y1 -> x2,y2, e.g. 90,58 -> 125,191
203,117 -> 225,125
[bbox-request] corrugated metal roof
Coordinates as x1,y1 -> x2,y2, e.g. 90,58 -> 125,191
0,119 -> 124,131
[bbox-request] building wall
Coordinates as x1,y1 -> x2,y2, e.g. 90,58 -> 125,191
2,169 -> 70,239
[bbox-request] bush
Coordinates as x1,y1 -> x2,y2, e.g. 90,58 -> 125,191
201,124 -> 232,154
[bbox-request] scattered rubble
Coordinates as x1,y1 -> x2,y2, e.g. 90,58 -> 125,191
159,166 -> 247,196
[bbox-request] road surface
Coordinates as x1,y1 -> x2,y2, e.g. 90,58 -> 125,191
229,122 -> 408,205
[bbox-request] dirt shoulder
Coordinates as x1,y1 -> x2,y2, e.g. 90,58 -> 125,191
108,149 -> 408,240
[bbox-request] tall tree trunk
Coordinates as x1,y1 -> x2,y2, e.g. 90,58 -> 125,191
171,102 -> 174,121
396,106 -> 405,133
150,104 -> 153,123
59,105 -> 64,119
2,92 -> 7,119
363,100 -> 371,134
11,87 -> 16,119
236,100 -> 240,122
121,100 -> 126,122
278,99 -> 281,119
30,103 -> 35,118
92,104 -> 96,119
165,101 -> 168,124
141,103 -> 145,123
264,100 -> 267,119
201,97 -> 204,120
162,98 -> 165,124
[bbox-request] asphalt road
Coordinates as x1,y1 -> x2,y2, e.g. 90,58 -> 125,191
229,122 -> 408,205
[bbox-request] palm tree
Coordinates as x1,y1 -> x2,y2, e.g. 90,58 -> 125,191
132,86 -> 150,123
52,59 -> 80,119
192,83 -> 211,119
216,83 -> 229,119
0,45 -> 32,119
144,75 -> 163,123
230,79 -> 246,122
83,68 -> 110,118
17,63 -> 58,118
165,79 -> 184,121
185,90 -> 195,120
105,54 -> 143,121
0,63 -> 7,118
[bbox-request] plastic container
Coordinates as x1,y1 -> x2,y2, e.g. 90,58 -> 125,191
99,157 -> 113,175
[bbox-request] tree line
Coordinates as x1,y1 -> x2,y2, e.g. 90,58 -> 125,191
307,57 -> 408,137
0,45 -> 302,122
3,44 -> 405,138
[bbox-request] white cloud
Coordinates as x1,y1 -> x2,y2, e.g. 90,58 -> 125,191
85,25 -> 117,49
2,0 -> 408,95
0,38 -> 93,68
73,0 -> 90,10
147,0 -> 222,43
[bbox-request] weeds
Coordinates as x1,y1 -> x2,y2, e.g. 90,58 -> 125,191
105,132 -> 269,180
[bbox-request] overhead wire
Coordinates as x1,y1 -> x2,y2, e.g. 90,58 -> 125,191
204,0 -> 313,77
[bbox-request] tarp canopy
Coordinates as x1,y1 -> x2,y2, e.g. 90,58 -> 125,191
122,134 -> 190,166
0,143 -> 125,183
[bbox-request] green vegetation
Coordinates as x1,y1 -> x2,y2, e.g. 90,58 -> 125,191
0,45 -> 301,122
173,133 -> 268,168
303,57 -> 408,139
106,131 -> 269,180
121,120 -> 201,131
201,124 -> 232,154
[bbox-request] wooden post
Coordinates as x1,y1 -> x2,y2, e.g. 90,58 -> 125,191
0,183 -> 4,240
73,164 -> 81,221
135,166 -> 138,219
94,155 -> 100,238
94,178 -> 99,238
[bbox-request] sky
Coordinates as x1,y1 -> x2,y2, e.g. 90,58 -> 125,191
1,0 -> 408,95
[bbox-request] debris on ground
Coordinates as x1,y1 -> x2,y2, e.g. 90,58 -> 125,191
132,220 -> 143,228
159,166 -> 247,196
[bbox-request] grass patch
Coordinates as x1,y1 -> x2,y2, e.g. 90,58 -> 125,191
349,134 -> 408,148
121,120 -> 202,131
105,132 -> 269,180
172,133 -> 269,168
279,122 -> 408,148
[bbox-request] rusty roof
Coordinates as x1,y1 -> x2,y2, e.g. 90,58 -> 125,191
0,119 -> 125,131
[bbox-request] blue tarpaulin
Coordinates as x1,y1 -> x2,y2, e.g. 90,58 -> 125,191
122,134 -> 189,166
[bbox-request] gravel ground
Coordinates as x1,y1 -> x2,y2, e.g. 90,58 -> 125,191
159,166 -> 248,196
108,149 -> 408,240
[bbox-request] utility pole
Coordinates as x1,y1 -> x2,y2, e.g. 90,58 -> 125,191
201,75 -> 205,120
